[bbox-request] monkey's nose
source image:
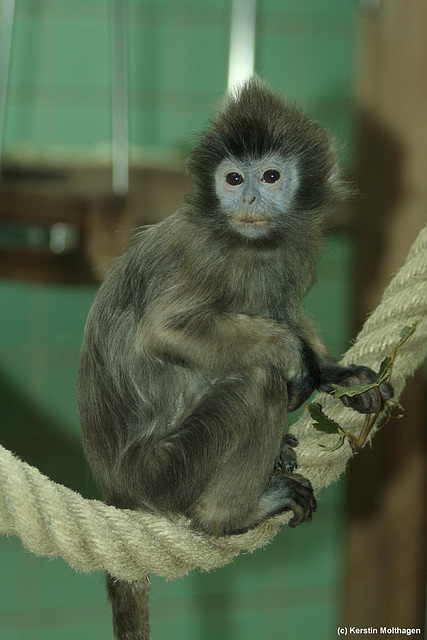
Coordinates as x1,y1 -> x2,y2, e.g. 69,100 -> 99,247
243,189 -> 257,206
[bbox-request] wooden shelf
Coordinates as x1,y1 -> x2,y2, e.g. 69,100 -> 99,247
0,164 -> 189,283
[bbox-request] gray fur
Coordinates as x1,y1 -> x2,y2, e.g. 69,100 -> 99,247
78,78 -> 392,640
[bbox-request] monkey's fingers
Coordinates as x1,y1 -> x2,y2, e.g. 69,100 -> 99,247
340,380 -> 394,414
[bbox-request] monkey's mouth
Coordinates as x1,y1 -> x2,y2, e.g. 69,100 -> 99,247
234,217 -> 269,227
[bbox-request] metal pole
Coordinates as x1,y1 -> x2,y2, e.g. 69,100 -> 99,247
111,0 -> 129,196
227,0 -> 257,90
0,0 -> 16,173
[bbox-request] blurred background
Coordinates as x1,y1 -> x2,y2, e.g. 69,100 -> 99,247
0,1 -> 425,639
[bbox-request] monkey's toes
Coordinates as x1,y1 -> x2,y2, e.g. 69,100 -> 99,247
274,432 -> 300,472
283,433 -> 299,448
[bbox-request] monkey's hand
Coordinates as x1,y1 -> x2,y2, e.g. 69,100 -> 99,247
319,363 -> 393,414
274,433 -> 299,473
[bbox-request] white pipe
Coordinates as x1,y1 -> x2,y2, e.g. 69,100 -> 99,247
111,0 -> 129,196
227,0 -> 257,90
0,0 -> 16,171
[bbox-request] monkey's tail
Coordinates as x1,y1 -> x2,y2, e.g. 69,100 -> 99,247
107,573 -> 151,640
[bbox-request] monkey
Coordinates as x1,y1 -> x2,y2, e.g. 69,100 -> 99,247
78,78 -> 393,640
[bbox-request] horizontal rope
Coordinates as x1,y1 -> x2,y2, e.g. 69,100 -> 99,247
1,224 -> 426,582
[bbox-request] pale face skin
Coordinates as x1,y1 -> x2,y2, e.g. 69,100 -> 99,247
214,154 -> 300,238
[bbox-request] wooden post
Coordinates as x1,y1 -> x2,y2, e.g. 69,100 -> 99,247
344,0 -> 427,631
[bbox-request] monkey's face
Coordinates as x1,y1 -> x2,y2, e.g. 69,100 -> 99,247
214,154 -> 300,239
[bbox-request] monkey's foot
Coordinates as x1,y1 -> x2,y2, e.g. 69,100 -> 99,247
284,473 -> 317,527
286,474 -> 317,527
269,472 -> 317,527
274,433 -> 299,473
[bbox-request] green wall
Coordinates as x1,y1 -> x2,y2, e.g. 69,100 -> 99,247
0,235 -> 355,640
1,1 -> 357,637
4,0 -> 355,165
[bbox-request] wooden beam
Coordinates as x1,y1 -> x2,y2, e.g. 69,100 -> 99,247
344,0 -> 427,631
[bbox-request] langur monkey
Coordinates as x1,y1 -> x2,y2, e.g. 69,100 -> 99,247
78,78 -> 392,640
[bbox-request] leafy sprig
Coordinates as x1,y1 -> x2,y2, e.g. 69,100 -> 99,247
306,323 -> 416,453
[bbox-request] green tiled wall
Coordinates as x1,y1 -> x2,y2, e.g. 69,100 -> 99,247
4,0 -> 355,164
0,234 -> 354,639
1,1 -> 356,636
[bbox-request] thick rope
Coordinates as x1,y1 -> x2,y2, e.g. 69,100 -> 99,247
1,225 -> 426,582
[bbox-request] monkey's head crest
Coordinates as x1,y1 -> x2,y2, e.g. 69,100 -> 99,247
187,77 -> 344,215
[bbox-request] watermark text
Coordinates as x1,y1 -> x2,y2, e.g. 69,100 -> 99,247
337,628 -> 422,636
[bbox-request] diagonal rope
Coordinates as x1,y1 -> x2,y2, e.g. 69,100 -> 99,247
0,225 -> 426,582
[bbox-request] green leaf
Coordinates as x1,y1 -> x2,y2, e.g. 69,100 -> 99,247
376,357 -> 391,384
331,382 -> 377,398
306,402 -> 342,435
399,324 -> 416,342
395,323 -> 417,350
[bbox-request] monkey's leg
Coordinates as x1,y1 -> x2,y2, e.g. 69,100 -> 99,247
179,372 -> 316,535
115,372 -> 316,536
106,574 -> 150,640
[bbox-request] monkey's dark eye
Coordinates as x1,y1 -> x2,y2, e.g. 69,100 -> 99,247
226,172 -> 244,186
262,169 -> 281,184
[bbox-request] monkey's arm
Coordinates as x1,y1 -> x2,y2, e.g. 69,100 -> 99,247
296,318 -> 393,414
137,296 -> 302,376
